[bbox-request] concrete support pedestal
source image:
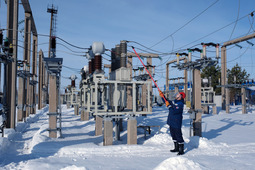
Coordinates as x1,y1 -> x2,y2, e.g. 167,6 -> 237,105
49,75 -> 57,138
49,115 -> 57,138
66,102 -> 71,109
127,117 -> 137,145
74,105 -> 79,115
212,105 -> 217,115
38,50 -> 43,110
95,116 -> 103,136
221,46 -> 227,110
226,88 -> 230,113
18,77 -> 25,121
81,110 -> 89,121
202,106 -> 209,114
103,118 -> 113,146
192,69 -> 202,137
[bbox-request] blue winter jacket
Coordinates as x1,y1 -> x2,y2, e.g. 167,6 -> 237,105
166,99 -> 184,129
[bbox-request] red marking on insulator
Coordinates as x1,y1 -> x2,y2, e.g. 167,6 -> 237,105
91,58 -> 95,73
94,55 -> 102,72
89,60 -> 92,74
71,80 -> 75,87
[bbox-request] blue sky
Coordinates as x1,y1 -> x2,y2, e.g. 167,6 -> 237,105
1,0 -> 255,92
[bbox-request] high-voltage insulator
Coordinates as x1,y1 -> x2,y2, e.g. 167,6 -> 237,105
176,53 -> 180,65
111,48 -> 116,71
81,65 -> 88,79
88,59 -> 95,74
188,49 -> 192,62
91,42 -> 105,73
120,40 -> 127,68
216,44 -> 219,59
4,38 -> 9,47
3,38 -> 9,52
51,36 -> 56,49
120,40 -> 127,53
201,42 -> 220,59
115,44 -> 121,69
8,44 -> 13,54
71,80 -> 75,87
94,55 -> 102,72
70,74 -> 77,87
87,49 -> 94,75
91,58 -> 95,73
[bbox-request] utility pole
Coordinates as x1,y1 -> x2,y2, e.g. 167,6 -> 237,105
17,0 -> 38,121
6,0 -> 19,128
221,32 -> 255,112
24,12 -> 32,118
38,50 -> 44,110
44,57 -> 63,138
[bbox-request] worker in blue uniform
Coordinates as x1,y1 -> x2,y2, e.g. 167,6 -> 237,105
159,91 -> 186,155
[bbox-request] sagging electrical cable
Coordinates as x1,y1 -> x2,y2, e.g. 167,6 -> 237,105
131,46 -> 168,105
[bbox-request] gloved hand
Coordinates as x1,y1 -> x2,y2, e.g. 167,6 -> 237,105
159,90 -> 164,98
165,101 -> 170,107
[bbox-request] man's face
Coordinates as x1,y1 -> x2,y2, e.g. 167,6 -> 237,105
175,93 -> 182,100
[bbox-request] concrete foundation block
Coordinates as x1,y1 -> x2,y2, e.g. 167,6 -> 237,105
74,105 -> 79,115
67,102 -> 70,109
81,110 -> 89,121
49,115 -> 57,138
213,105 -> 217,115
127,118 -> 137,145
95,116 -> 103,136
103,118 -> 113,146
202,106 -> 209,114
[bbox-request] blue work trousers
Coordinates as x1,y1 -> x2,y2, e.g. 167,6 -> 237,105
170,127 -> 184,144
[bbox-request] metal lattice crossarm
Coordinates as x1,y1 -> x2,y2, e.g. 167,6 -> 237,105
169,82 -> 186,87
133,74 -> 151,81
169,77 -> 185,80
172,57 -> 218,70
127,52 -> 159,58
217,83 -> 255,89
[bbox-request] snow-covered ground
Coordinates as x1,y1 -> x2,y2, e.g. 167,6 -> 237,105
0,105 -> 255,170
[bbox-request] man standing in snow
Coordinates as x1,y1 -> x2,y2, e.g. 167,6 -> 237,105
159,91 -> 186,155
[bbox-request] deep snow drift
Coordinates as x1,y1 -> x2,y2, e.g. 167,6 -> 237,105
0,105 -> 255,170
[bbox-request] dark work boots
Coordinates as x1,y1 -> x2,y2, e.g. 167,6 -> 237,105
170,142 -> 179,152
177,143 -> 184,155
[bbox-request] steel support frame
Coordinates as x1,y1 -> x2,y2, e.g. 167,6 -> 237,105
92,80 -> 151,116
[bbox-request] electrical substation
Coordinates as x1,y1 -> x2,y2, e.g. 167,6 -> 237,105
63,40 -> 158,145
1,0 -> 255,147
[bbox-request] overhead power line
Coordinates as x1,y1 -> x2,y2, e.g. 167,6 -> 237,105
228,0 -> 240,41
150,0 -> 219,48
56,36 -> 89,50
127,41 -> 171,55
175,12 -> 253,51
